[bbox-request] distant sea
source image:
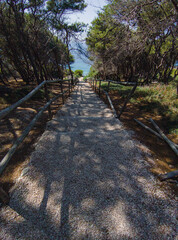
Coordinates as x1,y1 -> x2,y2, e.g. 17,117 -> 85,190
71,56 -> 91,76
70,42 -> 92,76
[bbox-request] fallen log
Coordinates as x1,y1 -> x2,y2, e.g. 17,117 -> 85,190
134,119 -> 178,149
134,119 -> 163,139
160,170 -> 178,181
149,118 -> 178,157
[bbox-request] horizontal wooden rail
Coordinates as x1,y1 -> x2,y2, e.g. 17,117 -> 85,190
149,118 -> 178,156
88,78 -> 137,118
91,80 -> 118,118
100,79 -> 137,86
0,79 -> 73,121
0,81 -> 45,121
0,78 -> 78,176
0,91 -> 67,175
47,79 -> 72,84
134,118 -> 178,156
134,119 -> 163,140
86,78 -> 137,86
160,170 -> 178,181
104,91 -> 118,118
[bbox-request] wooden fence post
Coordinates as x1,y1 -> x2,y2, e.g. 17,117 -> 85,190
107,81 -> 110,92
99,80 -> 101,96
71,79 -> 73,90
44,83 -> 52,118
0,92 -> 63,176
69,79 -> 71,96
60,80 -> 64,104
118,83 -> 137,119
95,79 -> 97,92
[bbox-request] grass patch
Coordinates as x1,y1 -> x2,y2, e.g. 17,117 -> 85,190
101,82 -> 130,92
101,82 -> 178,134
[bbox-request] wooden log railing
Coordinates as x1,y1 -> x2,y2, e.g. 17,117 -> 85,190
134,118 -> 178,151
87,78 -> 137,119
86,78 -> 178,177
0,79 -> 75,121
97,79 -> 137,86
104,90 -> 118,118
0,78 -> 78,176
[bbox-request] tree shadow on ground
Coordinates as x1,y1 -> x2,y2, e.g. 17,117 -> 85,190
0,95 -> 177,239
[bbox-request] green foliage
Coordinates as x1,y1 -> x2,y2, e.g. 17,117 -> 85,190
101,82 -> 132,97
74,69 -> 83,78
87,66 -> 98,78
101,82 -> 178,133
0,0 -> 86,85
47,0 -> 86,12
64,69 -> 74,77
86,0 -> 177,84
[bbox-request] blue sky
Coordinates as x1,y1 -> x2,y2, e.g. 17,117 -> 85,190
67,0 -> 108,75
68,0 -> 107,26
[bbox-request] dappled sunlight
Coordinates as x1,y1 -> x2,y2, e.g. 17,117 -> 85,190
106,202 -> 137,238
119,181 -> 134,195
96,179 -> 115,192
73,216 -> 101,239
81,198 -> 96,211
0,81 -> 177,239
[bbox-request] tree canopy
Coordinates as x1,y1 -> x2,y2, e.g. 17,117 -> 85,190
74,69 -> 83,78
86,0 -> 177,84
0,0 -> 86,85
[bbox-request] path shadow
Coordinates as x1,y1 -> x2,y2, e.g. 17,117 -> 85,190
0,82 -> 177,240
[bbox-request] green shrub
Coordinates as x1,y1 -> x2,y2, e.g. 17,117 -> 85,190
74,69 -> 83,78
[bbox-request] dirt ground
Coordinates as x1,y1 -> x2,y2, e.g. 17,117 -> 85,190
0,79 -> 72,195
0,80 -> 177,199
96,89 -> 178,195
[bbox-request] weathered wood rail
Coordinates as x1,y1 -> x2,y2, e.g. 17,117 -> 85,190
0,78 -> 78,175
134,118 -> 178,155
87,78 -> 137,119
87,78 -> 178,180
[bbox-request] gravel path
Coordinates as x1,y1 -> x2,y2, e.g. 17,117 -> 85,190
0,80 -> 177,240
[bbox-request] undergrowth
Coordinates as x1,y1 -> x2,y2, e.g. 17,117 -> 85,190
101,82 -> 178,134
0,87 -> 51,105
